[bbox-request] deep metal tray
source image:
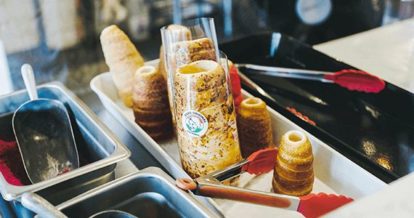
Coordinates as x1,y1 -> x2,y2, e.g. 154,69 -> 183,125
0,83 -> 130,217
221,32 -> 414,182
57,167 -> 218,218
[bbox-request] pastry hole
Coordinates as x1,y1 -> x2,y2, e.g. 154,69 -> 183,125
286,131 -> 306,144
179,60 -> 218,74
244,97 -> 261,106
137,66 -> 155,75
241,97 -> 266,110
289,133 -> 302,142
180,65 -> 206,74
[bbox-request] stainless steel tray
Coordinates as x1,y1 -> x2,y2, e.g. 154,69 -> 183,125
91,63 -> 387,217
0,82 -> 130,201
57,167 -> 218,218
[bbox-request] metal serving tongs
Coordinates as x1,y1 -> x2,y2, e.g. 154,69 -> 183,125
176,148 -> 353,218
236,63 -> 385,93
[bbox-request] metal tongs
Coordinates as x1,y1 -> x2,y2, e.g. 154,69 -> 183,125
176,148 -> 353,218
236,63 -> 385,93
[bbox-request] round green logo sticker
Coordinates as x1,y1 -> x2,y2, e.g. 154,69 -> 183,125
182,110 -> 208,137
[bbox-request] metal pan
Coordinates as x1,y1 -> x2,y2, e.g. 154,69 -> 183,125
57,167 -> 218,218
0,82 -> 130,217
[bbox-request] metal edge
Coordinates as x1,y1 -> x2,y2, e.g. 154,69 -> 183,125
90,74 -> 187,178
0,82 -> 131,201
12,97 -> 81,182
56,167 -> 220,218
49,82 -> 131,160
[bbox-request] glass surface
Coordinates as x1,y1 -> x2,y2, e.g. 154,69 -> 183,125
161,17 -> 219,120
161,18 -> 241,177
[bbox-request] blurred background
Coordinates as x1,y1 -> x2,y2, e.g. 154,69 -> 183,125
0,0 -> 413,100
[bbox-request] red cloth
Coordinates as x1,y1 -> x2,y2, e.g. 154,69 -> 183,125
0,139 -> 29,186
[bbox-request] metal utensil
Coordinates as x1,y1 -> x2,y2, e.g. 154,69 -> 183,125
21,192 -> 67,218
12,64 -> 79,183
22,194 -> 137,218
237,64 -> 385,93
177,148 -> 353,218
238,71 -> 277,102
90,210 -> 138,218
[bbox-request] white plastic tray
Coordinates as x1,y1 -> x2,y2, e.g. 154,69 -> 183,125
90,61 -> 387,217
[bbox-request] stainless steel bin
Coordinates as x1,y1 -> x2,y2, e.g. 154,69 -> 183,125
0,82 -> 130,218
57,167 -> 219,218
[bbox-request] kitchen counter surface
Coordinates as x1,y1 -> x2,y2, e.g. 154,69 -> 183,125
315,18 -> 414,93
315,18 -> 414,217
81,18 -> 414,216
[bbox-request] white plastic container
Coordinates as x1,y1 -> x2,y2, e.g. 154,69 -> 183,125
91,60 -> 387,217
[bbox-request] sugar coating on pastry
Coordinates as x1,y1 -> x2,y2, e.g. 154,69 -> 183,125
132,65 -> 173,140
171,38 -> 216,68
237,97 -> 274,157
175,60 -> 226,91
272,130 -> 314,196
159,24 -> 192,79
174,60 -> 242,178
100,25 -> 144,107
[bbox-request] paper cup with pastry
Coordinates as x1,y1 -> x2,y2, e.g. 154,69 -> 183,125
161,18 -> 220,123
173,53 -> 242,178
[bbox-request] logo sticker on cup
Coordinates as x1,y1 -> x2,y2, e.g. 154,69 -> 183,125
182,110 -> 208,137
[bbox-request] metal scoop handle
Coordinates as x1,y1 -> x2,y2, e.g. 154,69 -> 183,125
21,64 -> 38,100
21,193 -> 67,218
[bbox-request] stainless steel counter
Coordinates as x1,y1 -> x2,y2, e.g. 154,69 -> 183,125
316,18 -> 414,217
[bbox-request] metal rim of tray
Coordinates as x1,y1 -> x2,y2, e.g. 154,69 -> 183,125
56,167 -> 218,218
0,82 -> 131,201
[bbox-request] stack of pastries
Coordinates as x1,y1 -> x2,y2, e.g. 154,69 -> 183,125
99,24 -> 315,196
237,97 -> 274,158
272,130 -> 314,196
172,38 -> 216,66
100,25 -> 173,140
174,60 -> 242,178
133,66 -> 173,140
158,24 -> 192,80
100,25 -> 144,107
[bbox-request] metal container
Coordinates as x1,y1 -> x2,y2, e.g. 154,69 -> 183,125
0,82 -> 130,217
57,167 -> 219,218
92,69 -> 387,217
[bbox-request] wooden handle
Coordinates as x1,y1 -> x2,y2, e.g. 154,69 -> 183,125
176,178 -> 197,191
176,178 -> 294,209
198,184 -> 292,208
